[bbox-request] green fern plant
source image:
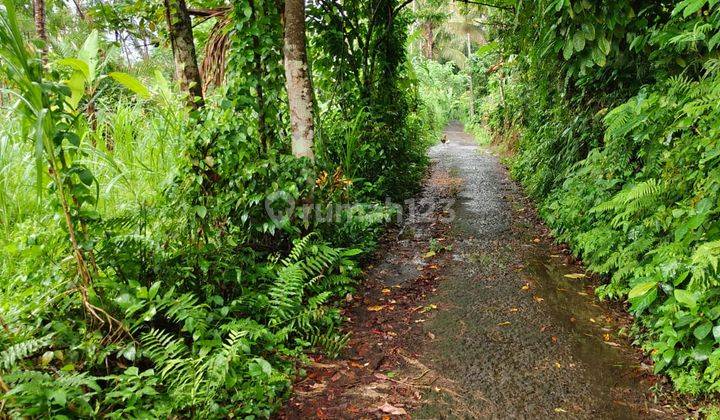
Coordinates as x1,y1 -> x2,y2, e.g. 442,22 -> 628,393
0,334 -> 53,372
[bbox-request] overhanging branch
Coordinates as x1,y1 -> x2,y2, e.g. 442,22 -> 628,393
188,7 -> 229,18
393,0 -> 414,16
453,0 -> 514,11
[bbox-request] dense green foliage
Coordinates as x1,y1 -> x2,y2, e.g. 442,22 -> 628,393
476,0 -> 720,394
0,0 -> 438,416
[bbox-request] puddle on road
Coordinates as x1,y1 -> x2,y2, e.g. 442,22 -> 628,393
415,239 -> 660,419
526,254 -> 653,400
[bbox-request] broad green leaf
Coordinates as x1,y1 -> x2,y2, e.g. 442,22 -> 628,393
598,36 -> 611,55
56,58 -> 89,79
674,289 -> 697,309
250,357 -> 272,376
694,321 -> 713,340
49,389 -> 67,406
573,32 -> 586,52
78,168 -> 94,186
628,281 -> 656,299
148,281 -> 161,299
713,325 -> 720,339
194,205 -> 207,219
65,71 -> 85,110
662,348 -> 675,364
341,248 -> 363,257
79,30 -> 99,83
630,288 -> 657,314
680,0 -> 707,17
592,47 -> 606,67
653,356 -> 668,373
563,39 -> 574,60
692,342 -> 713,361
109,72 -> 151,99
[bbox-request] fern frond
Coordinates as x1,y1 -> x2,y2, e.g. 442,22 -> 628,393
0,335 -> 53,372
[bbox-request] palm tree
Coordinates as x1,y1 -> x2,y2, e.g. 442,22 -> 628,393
412,1 -> 487,118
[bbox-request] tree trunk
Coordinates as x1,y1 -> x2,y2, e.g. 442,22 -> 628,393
71,0 -> 85,20
283,0 -> 315,160
33,0 -> 48,62
422,22 -> 434,59
163,0 -> 204,108
498,69 -> 506,106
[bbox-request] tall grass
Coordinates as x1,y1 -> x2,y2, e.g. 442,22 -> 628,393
88,100 -> 184,215
0,97 -> 184,342
0,114 -> 46,236
0,100 -> 184,226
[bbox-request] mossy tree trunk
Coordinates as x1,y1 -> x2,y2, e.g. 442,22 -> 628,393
164,0 -> 204,108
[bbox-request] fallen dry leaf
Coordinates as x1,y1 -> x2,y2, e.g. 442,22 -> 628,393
564,273 -> 586,279
378,402 -> 407,416
497,321 -> 512,327
521,283 -> 531,291
381,288 -> 391,295
554,408 -> 568,413
533,296 -> 544,303
427,332 -> 435,340
367,305 -> 385,312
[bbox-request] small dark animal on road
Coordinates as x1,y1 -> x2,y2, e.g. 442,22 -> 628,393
441,134 -> 447,143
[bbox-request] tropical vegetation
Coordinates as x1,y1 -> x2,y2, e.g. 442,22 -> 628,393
5,0 -> 720,416
472,0 -> 720,395
0,0 -> 443,416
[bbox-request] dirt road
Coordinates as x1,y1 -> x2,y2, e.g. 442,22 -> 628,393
281,122 -> 677,419
413,121 -> 676,418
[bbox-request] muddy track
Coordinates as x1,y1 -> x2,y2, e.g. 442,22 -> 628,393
280,122 -> 680,419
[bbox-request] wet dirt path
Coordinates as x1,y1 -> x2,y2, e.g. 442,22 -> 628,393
281,121 -> 677,419
412,121 -> 672,418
